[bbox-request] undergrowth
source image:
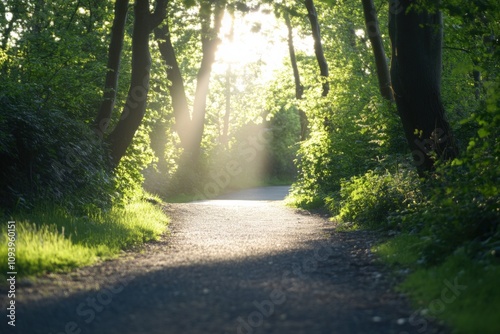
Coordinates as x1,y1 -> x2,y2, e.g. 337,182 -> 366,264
0,196 -> 168,279
375,240 -> 500,334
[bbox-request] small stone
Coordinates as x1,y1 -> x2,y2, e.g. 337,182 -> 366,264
202,288 -> 210,294
372,316 -> 382,322
397,318 -> 406,325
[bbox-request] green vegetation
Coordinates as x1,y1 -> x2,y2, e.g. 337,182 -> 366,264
376,242 -> 500,334
0,199 -> 168,278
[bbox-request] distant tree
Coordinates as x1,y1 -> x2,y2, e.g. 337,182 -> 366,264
222,11 -> 234,147
154,0 -> 225,167
283,9 -> 308,140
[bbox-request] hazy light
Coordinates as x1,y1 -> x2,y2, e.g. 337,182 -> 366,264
214,7 -> 314,82
355,28 -> 365,38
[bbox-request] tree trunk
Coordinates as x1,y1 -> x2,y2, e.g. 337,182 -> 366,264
284,12 -> 303,100
94,0 -> 129,138
155,1 -> 224,166
304,0 -> 329,97
106,0 -> 167,166
361,0 -> 393,101
188,0 -> 225,162
284,11 -> 308,140
154,22 -> 192,148
222,13 -> 234,147
389,0 -> 457,175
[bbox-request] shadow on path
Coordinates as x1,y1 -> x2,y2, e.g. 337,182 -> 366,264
1,187 -> 446,334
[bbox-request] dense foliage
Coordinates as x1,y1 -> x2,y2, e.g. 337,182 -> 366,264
0,98 -> 114,211
285,0 -> 499,265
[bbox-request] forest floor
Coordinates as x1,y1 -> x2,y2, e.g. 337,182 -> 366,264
1,186 -> 447,334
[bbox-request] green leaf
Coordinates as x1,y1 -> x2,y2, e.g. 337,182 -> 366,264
478,128 -> 490,138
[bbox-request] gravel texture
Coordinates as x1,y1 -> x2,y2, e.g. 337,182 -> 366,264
0,187 -> 447,334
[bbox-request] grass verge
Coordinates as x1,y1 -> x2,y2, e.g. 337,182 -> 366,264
374,235 -> 500,334
0,198 -> 168,279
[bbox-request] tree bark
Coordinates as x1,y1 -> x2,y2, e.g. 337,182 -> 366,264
154,22 -> 192,147
284,11 -> 308,140
389,0 -> 457,175
106,0 -> 167,166
188,0 -> 225,162
285,12 -> 303,100
94,0 -> 129,138
304,0 -> 329,97
361,0 -> 393,101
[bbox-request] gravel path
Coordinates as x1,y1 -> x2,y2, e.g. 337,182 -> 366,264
1,187 -> 445,334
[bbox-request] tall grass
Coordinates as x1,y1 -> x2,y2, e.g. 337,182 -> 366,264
0,199 -> 168,278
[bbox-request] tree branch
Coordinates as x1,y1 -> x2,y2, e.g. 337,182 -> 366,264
149,0 -> 168,31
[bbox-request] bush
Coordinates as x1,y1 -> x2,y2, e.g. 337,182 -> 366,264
114,123 -> 156,204
0,97 -> 114,211
333,167 -> 421,229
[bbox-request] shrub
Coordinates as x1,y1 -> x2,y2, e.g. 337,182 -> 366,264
333,167 -> 421,229
0,97 -> 114,211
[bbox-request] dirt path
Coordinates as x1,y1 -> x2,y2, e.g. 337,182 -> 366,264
1,187 -> 445,334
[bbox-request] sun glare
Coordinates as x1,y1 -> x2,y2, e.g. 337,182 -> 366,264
214,7 -> 314,82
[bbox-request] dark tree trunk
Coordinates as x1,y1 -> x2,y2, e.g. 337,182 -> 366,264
106,0 -> 167,166
284,11 -> 308,140
361,0 -> 393,101
304,0 -> 329,97
154,22 -> 192,148
284,12 -> 303,100
94,0 -> 129,138
389,0 -> 457,175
